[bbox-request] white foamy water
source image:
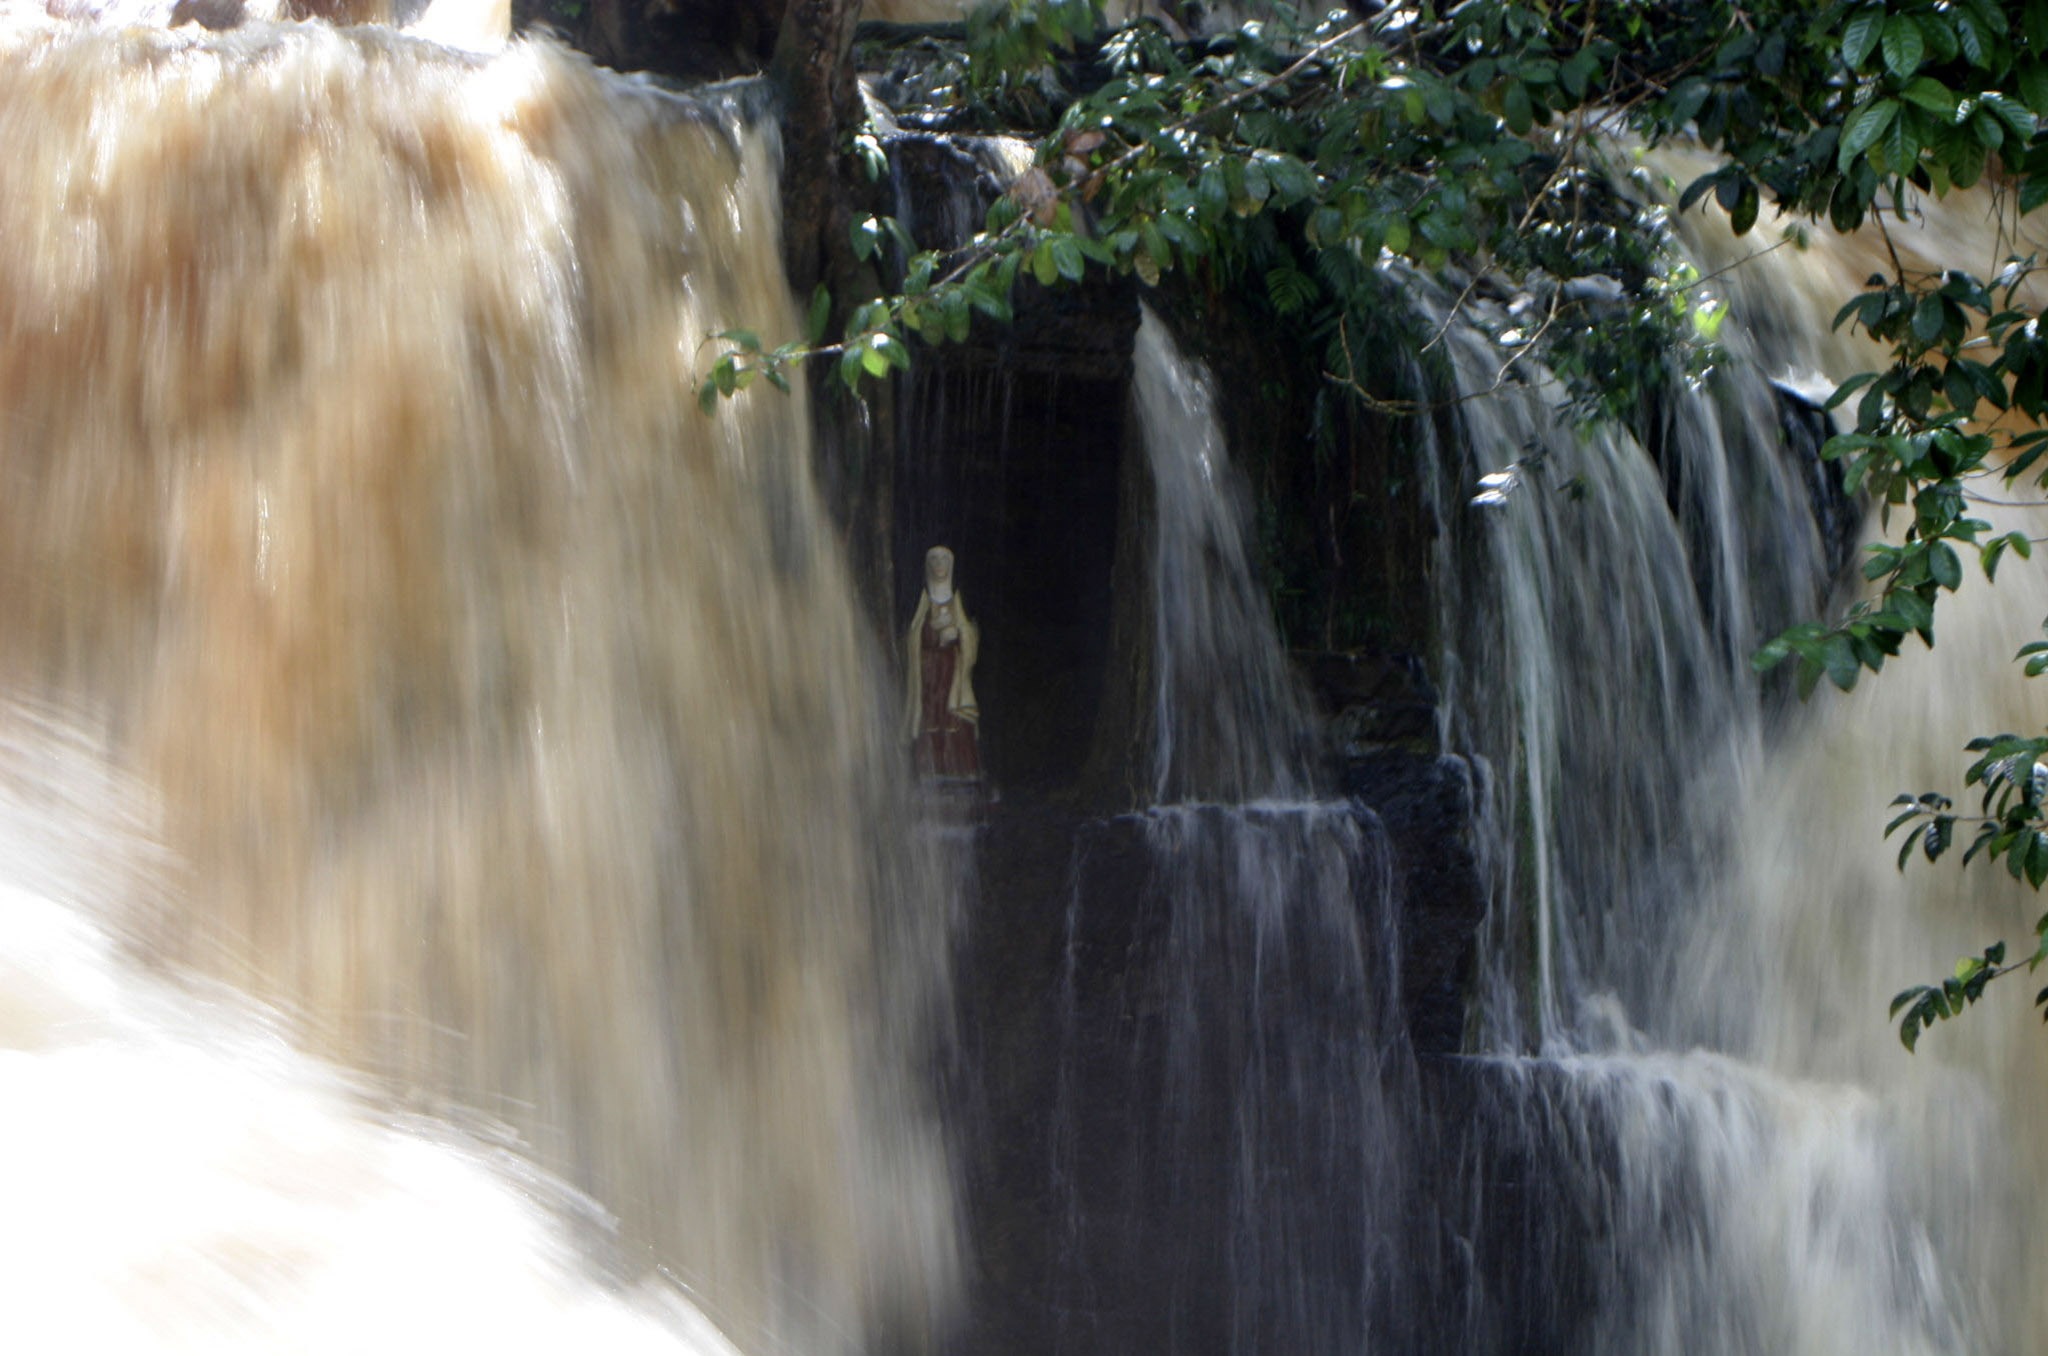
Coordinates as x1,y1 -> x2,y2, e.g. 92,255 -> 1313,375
0,708 -> 744,1354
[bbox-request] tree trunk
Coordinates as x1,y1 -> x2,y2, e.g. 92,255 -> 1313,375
770,0 -> 863,297
770,0 -> 898,639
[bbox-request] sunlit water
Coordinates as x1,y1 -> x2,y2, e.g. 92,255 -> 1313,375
0,7 -> 953,1352
0,707 -> 744,1354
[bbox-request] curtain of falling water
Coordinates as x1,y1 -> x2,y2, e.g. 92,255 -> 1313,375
1413,179 -> 2048,1350
1133,310 -> 1313,805
1039,310 -> 1414,1356
1046,803 -> 1414,1356
1410,268 -> 1836,1050
0,704 -> 755,1352
0,10 -> 953,1353
1666,196 -> 2048,1351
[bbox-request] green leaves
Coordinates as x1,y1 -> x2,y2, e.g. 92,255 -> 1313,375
1890,942 -> 2004,1052
1899,77 -> 1957,120
851,214 -> 914,264
2028,0 -> 2048,52
1882,14 -> 1927,78
695,328 -> 802,413
2019,61 -> 2048,118
1892,917 -> 2048,1056
1839,99 -> 1898,169
1806,0 -> 2048,207
1727,176 -> 1759,235
1502,79 -> 1533,135
1929,541 -> 1964,591
800,0 -> 2048,1065
965,0 -> 1103,95
1764,304 -> 2010,688
1842,8 -> 1882,68
805,285 -> 831,345
1880,785 -> 2048,1047
1265,265 -> 1317,316
836,324 -> 911,389
1981,93 -> 2039,144
1049,234 -> 1086,281
1885,791 -> 1954,866
1028,240 -> 1060,286
1559,45 -> 1601,100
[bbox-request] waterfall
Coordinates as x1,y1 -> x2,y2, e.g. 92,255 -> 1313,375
1013,309 -> 1419,1356
0,707 -> 743,1353
0,9 -> 953,1353
1400,264 -> 1838,1049
16,0 -> 2048,1346
1134,311 -> 1312,804
1083,184 -> 2048,1352
1022,231 -> 2041,1353
1044,801 -> 1414,1356
1410,185 -> 2048,1348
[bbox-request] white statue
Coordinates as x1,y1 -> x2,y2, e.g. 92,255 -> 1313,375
904,544 -> 981,778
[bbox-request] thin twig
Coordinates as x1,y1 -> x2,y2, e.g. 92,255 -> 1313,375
1961,489 -> 2048,509
1673,238 -> 1791,292
1326,310 -> 1561,418
1419,271 -> 1487,357
1079,20 -> 1371,196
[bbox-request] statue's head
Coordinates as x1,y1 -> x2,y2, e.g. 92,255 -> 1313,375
924,545 -> 954,588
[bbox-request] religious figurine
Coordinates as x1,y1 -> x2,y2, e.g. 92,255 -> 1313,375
904,544 -> 981,779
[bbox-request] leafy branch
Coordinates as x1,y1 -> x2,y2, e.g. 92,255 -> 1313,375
1888,930 -> 2048,1053
1872,622 -> 2048,1046
711,0 -> 2048,1052
703,0 -> 1753,421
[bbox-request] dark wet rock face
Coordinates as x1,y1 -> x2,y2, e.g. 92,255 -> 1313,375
950,801 -> 1415,1356
1342,749 -> 1484,1055
514,0 -> 788,81
875,129 -> 1500,1356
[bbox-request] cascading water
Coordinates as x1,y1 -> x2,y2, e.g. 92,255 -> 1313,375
1041,186 -> 2048,1356
17,0 -> 2048,1346
1412,189 -> 2048,1350
827,39 -> 2048,1356
1028,310 -> 1419,1356
0,705 -> 746,1353
1134,312 -> 1313,805
0,7 -> 954,1351
1045,800 -> 1416,1356
1407,264 -> 1840,1049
